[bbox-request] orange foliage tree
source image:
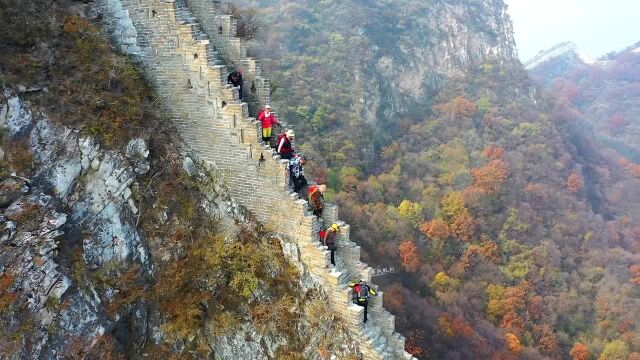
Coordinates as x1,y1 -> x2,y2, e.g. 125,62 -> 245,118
480,241 -> 501,264
0,274 -> 17,311
569,342 -> 590,360
483,145 -> 505,160
434,96 -> 477,121
450,212 -> 477,242
505,333 -> 522,353
527,295 -> 544,321
420,218 -> 451,239
524,182 -> 546,199
567,172 -> 583,193
534,324 -> 561,355
629,265 -> 640,284
500,311 -> 526,336
457,241 -> 500,272
619,158 -> 640,180
438,313 -> 474,338
398,240 -> 421,272
383,283 -> 405,316
471,158 -> 509,194
405,331 -> 426,357
628,352 -> 640,360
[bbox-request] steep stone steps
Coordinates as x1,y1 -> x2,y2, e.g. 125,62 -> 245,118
94,0 -> 415,358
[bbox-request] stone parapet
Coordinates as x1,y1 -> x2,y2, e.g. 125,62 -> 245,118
184,0 -> 271,111
93,0 -> 415,358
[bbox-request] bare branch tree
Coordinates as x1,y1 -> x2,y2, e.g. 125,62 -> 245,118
226,3 -> 261,41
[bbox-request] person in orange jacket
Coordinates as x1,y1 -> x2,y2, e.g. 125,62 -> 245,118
307,184 -> 327,217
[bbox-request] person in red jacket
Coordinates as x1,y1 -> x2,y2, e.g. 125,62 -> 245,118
257,105 -> 279,145
276,129 -> 295,160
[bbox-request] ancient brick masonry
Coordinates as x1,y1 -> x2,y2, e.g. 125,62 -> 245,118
93,0 -> 416,358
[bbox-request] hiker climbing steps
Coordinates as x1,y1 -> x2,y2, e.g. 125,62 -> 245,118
93,0 -> 416,358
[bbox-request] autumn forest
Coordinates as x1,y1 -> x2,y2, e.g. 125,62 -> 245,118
231,0 -> 640,358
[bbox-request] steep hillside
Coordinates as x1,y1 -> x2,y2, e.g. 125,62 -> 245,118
528,41 -> 640,161
226,1 -> 640,359
235,0 -> 518,168
524,42 -> 603,84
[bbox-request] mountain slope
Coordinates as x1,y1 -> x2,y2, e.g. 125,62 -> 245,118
228,2 -> 640,359
528,41 -> 640,160
235,0 -> 519,168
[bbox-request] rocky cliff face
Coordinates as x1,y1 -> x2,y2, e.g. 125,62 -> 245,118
1,92 -> 152,357
0,91 -> 360,359
242,0 -> 517,108
364,0 -> 518,123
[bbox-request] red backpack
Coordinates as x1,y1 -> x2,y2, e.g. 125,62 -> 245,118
276,131 -> 287,149
319,230 -> 327,240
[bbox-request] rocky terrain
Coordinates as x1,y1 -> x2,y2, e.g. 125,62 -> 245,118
0,0 -> 406,358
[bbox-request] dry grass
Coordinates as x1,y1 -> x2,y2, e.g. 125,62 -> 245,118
1,2 -> 163,148
1,138 -> 34,176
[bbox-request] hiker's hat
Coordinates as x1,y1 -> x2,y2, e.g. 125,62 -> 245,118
265,104 -> 271,109
331,223 -> 340,231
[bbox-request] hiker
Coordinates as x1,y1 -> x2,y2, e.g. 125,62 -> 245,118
227,69 -> 244,100
257,105 -> 280,145
319,223 -> 340,265
307,184 -> 327,217
276,129 -> 295,160
349,279 -> 377,323
289,155 -> 308,193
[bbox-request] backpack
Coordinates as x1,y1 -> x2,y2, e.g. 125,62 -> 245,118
357,284 -> 369,300
320,229 -> 337,250
276,132 -> 287,150
307,187 -> 320,210
352,284 -> 361,303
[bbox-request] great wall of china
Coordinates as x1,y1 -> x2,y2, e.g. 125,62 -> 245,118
92,0 -> 416,358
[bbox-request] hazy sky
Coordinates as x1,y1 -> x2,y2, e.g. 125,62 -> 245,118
505,0 -> 640,61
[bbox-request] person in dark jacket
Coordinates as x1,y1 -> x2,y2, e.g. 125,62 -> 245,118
276,129 -> 295,160
320,223 -> 340,265
288,155 -> 307,193
257,105 -> 280,144
348,279 -> 377,323
227,69 -> 244,100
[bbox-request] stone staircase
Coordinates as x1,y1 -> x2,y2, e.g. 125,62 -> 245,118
93,0 -> 415,358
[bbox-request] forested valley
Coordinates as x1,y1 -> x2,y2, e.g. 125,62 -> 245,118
234,1 -> 640,358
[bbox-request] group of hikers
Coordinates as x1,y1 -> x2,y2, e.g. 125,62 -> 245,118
229,69 -> 377,324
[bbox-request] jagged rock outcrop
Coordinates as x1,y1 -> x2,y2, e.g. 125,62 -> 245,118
0,93 -> 248,358
365,0 -> 519,121
524,42 -> 615,87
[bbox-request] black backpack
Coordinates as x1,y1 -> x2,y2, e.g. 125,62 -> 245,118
358,284 -> 369,300
353,283 -> 369,303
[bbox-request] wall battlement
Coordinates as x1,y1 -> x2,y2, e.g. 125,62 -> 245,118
93,1 -> 415,358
